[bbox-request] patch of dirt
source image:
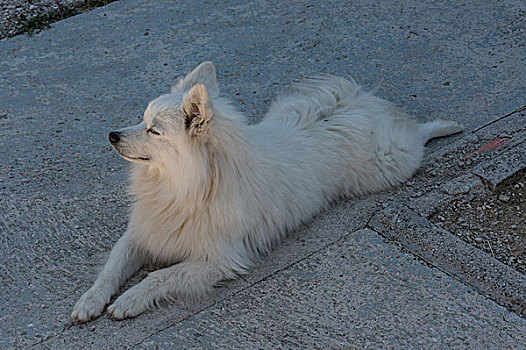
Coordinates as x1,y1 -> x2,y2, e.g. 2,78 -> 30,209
431,170 -> 526,274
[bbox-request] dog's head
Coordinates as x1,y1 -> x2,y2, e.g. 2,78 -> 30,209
109,62 -> 219,166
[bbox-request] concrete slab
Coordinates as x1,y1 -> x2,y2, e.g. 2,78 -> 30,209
1,0 -> 525,349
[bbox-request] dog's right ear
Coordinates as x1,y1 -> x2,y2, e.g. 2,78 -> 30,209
172,62 -> 218,93
182,83 -> 213,137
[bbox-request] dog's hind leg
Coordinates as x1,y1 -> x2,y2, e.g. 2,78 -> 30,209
419,119 -> 464,144
107,261 -> 225,319
71,235 -> 144,322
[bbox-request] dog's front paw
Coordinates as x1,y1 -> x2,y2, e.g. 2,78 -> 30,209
71,287 -> 108,322
107,287 -> 151,320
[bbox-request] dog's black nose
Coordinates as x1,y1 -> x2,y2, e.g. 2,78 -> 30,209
109,131 -> 121,144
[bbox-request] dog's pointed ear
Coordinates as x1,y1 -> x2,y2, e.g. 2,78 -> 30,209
182,83 -> 213,136
173,61 -> 218,93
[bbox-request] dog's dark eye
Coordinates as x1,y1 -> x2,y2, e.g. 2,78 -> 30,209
147,128 -> 160,135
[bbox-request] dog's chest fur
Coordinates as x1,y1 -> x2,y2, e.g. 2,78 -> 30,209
126,165 -> 241,265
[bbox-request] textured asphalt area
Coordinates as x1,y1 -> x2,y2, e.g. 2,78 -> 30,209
1,1 -> 525,349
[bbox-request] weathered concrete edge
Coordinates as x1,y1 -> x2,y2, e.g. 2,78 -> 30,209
369,203 -> 526,316
472,136 -> 526,190
411,132 -> 526,218
414,110 -> 526,217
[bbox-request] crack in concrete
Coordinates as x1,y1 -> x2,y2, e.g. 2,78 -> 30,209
472,104 -> 526,134
30,321 -> 75,348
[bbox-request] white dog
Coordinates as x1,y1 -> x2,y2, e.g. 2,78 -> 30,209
71,62 -> 463,321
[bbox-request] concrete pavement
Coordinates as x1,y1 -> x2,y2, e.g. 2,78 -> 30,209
1,0 -> 525,348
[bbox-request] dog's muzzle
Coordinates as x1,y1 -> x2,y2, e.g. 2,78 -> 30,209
109,131 -> 121,144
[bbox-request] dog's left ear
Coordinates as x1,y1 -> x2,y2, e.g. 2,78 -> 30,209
173,61 -> 218,93
182,83 -> 213,136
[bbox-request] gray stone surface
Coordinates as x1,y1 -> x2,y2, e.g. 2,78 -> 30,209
1,0 -> 525,349
370,202 -> 526,314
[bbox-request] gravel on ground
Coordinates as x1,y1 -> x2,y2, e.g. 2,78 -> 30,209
0,0 -> 115,39
432,170 -> 525,273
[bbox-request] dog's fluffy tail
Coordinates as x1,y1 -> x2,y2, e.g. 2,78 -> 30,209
292,75 -> 363,103
296,76 -> 464,142
264,75 -> 369,128
294,75 -> 364,122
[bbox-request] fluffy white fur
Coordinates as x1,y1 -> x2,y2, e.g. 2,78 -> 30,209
71,62 -> 463,321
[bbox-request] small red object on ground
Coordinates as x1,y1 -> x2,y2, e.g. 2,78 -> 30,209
464,137 -> 510,158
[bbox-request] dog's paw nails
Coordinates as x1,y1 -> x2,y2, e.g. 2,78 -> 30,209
108,293 -> 146,320
71,288 -> 107,322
